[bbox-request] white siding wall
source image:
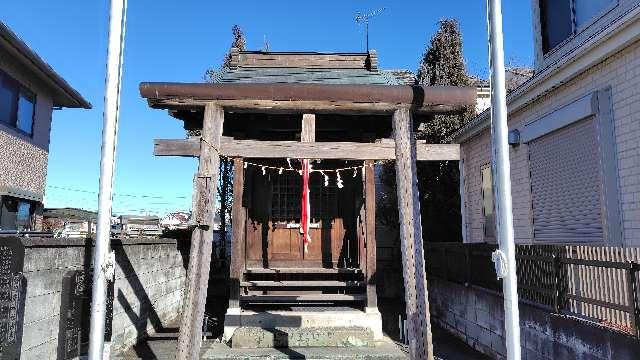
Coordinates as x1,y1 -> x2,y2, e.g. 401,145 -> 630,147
461,38 -> 640,246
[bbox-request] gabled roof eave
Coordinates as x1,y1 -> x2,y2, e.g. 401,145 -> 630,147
0,21 -> 91,109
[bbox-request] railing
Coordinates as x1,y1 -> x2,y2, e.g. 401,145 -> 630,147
426,242 -> 640,338
563,246 -> 640,334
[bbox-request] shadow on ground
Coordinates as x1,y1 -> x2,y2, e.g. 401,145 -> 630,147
117,323 -> 489,360
432,324 -> 491,360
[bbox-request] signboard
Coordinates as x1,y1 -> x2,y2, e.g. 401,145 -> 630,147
56,270 -> 113,360
57,270 -> 90,359
0,240 -> 25,360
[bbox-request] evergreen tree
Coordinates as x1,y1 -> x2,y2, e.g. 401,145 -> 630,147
417,19 -> 471,141
205,25 -> 247,83
203,25 -> 247,257
378,19 -> 472,243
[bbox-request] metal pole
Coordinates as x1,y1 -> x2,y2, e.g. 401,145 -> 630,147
88,0 -> 127,359
486,0 -> 521,359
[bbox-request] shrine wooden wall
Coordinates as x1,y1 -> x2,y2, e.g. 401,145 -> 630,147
243,163 -> 363,268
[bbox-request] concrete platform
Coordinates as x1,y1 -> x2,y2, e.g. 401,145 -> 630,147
203,341 -> 408,359
231,326 -> 375,348
116,338 -> 408,359
223,307 -> 383,341
115,323 -> 487,360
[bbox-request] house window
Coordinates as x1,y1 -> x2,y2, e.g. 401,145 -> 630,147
0,69 -> 35,135
0,196 -> 35,231
539,0 -> 616,54
574,0 -> 615,28
481,164 -> 495,240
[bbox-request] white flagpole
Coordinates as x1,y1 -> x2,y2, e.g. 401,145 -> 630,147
486,0 -> 522,359
88,0 -> 127,358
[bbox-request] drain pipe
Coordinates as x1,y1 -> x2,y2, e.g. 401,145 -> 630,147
486,0 -> 521,359
87,0 -> 128,359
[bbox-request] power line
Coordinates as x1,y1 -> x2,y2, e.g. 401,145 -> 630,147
46,185 -> 190,200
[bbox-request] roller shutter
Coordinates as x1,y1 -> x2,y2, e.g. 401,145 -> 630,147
528,117 -> 603,243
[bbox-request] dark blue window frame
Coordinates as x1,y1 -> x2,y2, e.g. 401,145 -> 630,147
0,69 -> 35,136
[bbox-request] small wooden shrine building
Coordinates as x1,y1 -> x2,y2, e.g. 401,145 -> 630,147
140,50 -> 476,360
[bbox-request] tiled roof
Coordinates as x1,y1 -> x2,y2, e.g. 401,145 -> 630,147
215,50 -> 413,86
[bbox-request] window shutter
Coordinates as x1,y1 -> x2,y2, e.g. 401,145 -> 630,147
529,117 -> 603,243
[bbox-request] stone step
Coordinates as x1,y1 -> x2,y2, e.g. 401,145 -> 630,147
245,267 -> 362,274
231,326 -> 375,349
241,280 -> 364,288
200,340 -> 409,359
241,293 -> 366,304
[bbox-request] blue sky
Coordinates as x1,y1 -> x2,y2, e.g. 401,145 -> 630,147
1,1 -> 533,216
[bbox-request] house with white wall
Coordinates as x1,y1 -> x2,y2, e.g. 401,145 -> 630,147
431,2 -> 640,358
451,0 -> 640,248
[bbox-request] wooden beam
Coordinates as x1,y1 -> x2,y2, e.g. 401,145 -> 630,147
393,108 -> 433,360
141,83 -> 476,115
364,160 -> 377,310
148,99 -> 467,115
177,103 -> 224,360
301,114 -> 316,142
154,137 -> 460,161
228,158 -> 246,310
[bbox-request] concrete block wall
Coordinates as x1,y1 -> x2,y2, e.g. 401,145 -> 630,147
461,38 -> 640,246
1,237 -> 187,359
429,278 -> 640,359
18,239 -> 88,359
109,238 -> 187,354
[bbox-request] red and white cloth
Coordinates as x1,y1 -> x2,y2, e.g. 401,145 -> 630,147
300,159 -> 311,252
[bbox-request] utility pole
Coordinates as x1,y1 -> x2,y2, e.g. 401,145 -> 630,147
355,7 -> 386,52
87,0 -> 127,358
486,0 -> 521,359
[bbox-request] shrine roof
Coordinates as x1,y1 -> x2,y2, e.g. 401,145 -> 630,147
213,49 -> 415,86
139,50 -> 475,116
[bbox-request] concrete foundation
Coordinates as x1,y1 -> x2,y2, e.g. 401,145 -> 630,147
429,277 -> 640,360
223,308 -> 384,342
231,326 -> 375,348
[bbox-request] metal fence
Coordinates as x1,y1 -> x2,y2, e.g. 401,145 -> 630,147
426,242 -> 640,338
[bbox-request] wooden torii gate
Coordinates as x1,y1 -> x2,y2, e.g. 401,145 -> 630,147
140,82 -> 476,360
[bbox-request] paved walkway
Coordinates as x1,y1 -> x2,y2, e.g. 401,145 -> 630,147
432,324 -> 490,360
117,324 -> 488,359
117,334 -> 408,359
